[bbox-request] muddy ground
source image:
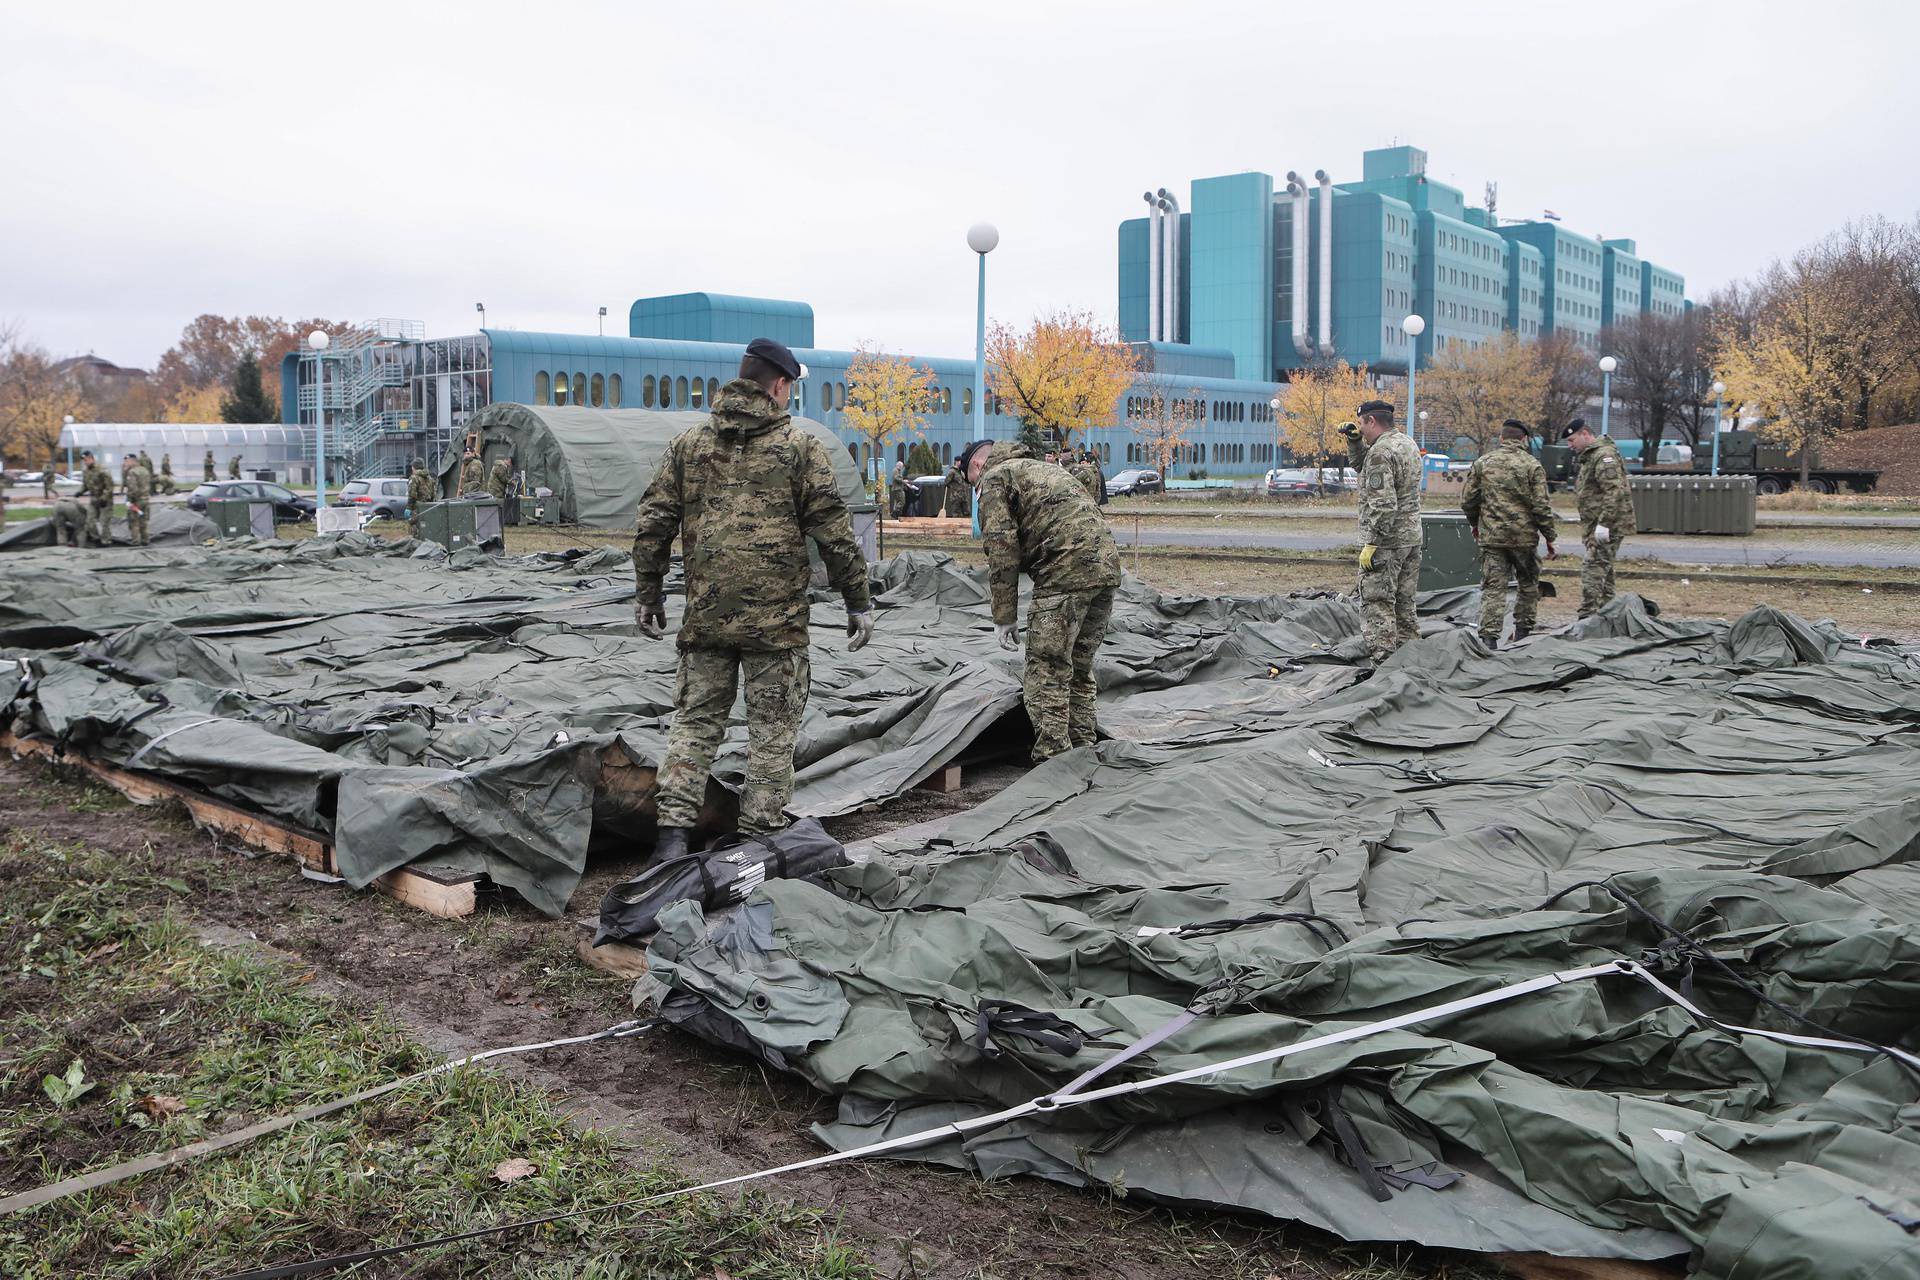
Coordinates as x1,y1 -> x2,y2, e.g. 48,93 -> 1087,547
0,759 -> 1515,1280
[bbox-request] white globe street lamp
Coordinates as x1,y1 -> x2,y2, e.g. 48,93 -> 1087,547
1710,379 -> 1728,474
968,222 -> 1000,535
308,330 -> 332,511
1402,314 -> 1426,441
1598,355 -> 1618,437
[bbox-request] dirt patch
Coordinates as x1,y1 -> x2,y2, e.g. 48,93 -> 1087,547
0,759 -> 1498,1280
1821,422 -> 1920,495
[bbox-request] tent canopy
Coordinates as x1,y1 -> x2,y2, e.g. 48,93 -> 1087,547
446,403 -> 875,528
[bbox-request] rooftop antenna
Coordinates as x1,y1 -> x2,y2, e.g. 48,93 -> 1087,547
1485,181 -> 1498,216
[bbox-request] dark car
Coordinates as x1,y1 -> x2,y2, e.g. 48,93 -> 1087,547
333,477 -> 413,520
1105,468 -> 1163,497
187,480 -> 318,521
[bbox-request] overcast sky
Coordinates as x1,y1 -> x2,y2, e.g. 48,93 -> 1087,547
4,0 -> 1916,370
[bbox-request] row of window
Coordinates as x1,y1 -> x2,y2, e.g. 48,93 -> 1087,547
852,440 -> 1117,472
529,368 -> 1015,419
1123,395 -> 1274,425
533,370 -> 625,408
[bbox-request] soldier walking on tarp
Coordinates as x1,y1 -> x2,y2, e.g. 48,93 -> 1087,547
81,450 -> 114,545
123,453 -> 153,547
406,457 -> 434,539
1564,418 -> 1635,617
632,338 -> 874,862
961,435 -> 1122,762
1462,420 -> 1557,645
51,495 -> 87,547
1353,400 -> 1423,663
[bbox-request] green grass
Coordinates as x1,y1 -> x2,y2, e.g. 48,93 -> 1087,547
0,833 -> 875,1280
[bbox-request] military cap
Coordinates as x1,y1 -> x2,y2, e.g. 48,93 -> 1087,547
955,438 -> 994,476
1502,419 -> 1528,430
80,450 -> 94,459
412,456 -> 425,469
1560,417 -> 1589,440
744,337 -> 803,382
1357,399 -> 1394,420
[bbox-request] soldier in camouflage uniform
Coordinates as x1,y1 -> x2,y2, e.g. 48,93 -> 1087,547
1352,400 -> 1423,664
51,496 -> 87,547
228,454 -> 242,479
123,454 -> 153,546
963,436 -> 1122,762
1564,418 -> 1635,617
486,455 -> 513,503
633,338 -> 874,861
1065,449 -> 1103,503
204,449 -> 217,482
1461,420 -> 1557,645
459,450 -> 484,495
81,451 -> 114,545
42,456 -> 57,500
406,457 -> 435,539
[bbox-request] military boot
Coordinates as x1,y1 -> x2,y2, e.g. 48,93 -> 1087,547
1509,623 -> 1532,645
651,827 -> 692,862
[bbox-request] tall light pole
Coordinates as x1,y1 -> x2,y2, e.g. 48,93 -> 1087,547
63,414 -> 75,475
1598,355 -> 1618,438
1402,314 -> 1426,439
1710,379 -> 1726,476
475,302 -> 486,329
967,222 -> 999,535
308,330 -> 331,509
597,306 -> 607,336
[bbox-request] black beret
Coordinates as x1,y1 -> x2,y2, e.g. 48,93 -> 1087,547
1502,419 -> 1527,430
744,337 -> 802,382
955,439 -> 994,476
1560,417 -> 1589,440
1358,400 -> 1394,418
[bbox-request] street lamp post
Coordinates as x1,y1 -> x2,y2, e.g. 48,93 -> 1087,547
1402,315 -> 1426,440
475,302 -> 486,329
1710,379 -> 1726,476
63,414 -> 75,475
597,306 -> 607,336
1598,355 -> 1618,438
966,222 -> 999,535
308,330 -> 331,510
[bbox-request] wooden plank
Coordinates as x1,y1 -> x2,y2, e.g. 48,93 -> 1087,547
571,918 -> 650,979
915,763 -> 964,795
1493,1253 -> 1686,1280
4,732 -> 476,920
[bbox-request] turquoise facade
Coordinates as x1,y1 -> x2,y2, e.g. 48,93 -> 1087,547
627,293 -> 814,348
1117,213 -> 1189,344
1120,144 -> 1689,379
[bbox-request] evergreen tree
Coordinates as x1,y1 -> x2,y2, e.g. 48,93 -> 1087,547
906,441 -> 941,476
1017,418 -> 1045,454
220,353 -> 278,423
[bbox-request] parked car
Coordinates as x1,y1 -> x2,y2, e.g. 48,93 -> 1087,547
1105,468 -> 1163,497
11,470 -> 82,492
333,477 -> 413,520
1265,466 -> 1354,496
186,479 -> 318,521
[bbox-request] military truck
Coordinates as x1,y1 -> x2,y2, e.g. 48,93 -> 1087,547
1691,431 -> 1880,494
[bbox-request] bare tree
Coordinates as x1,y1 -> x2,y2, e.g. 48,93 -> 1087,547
1604,313 -> 1693,464
1534,331 -> 1596,436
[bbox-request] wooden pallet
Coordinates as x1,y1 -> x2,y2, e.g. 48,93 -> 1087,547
1495,1254 -> 1684,1280
886,516 -> 973,537
2,733 -> 481,919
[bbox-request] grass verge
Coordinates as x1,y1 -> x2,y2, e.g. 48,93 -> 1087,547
0,832 -> 873,1280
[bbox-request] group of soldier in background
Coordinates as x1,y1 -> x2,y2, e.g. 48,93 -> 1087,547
1343,403 -> 1634,664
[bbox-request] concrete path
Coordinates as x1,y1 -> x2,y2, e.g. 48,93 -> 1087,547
1113,504 -> 1920,530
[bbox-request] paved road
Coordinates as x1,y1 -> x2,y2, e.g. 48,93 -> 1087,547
1113,504 -> 1920,530
1117,525 -> 1920,570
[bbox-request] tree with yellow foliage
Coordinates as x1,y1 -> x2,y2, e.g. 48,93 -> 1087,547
843,345 -> 937,519
986,310 -> 1136,451
1128,384 -> 1204,478
1277,359 -> 1374,489
164,382 -> 227,424
1716,255 -> 1852,487
1417,333 -> 1550,460
0,325 -> 93,473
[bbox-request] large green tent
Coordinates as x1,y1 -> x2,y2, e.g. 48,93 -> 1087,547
440,404 -> 875,528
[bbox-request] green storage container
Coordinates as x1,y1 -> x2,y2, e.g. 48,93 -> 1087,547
206,498 -> 276,539
1417,512 -> 1480,591
1630,476 -> 1682,534
418,499 -> 503,551
1696,476 -> 1756,535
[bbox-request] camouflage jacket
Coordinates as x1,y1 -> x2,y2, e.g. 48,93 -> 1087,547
408,469 -> 435,511
1067,459 -> 1102,502
1573,437 -> 1636,535
487,458 -> 513,501
1461,442 -> 1554,549
632,378 -> 870,651
459,456 -> 483,493
1356,430 -> 1422,547
83,463 -> 113,503
124,463 -> 152,505
976,449 -> 1121,626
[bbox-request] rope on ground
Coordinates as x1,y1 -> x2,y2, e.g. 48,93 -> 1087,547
0,1018 -> 659,1218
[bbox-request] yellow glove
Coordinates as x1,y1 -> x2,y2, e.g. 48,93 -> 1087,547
1359,543 -> 1377,571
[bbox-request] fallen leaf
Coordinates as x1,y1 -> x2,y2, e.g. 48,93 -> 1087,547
493,1157 -> 537,1183
137,1094 -> 186,1121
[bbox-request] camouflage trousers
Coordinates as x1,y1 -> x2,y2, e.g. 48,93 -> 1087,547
1358,544 -> 1421,663
1024,587 -> 1114,762
126,505 -> 149,546
1579,533 -> 1624,618
1477,546 -> 1541,641
88,500 -> 113,545
51,505 -> 85,547
655,644 -> 811,835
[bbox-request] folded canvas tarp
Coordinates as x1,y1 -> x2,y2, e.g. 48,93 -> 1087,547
446,402 -> 876,527
638,598 -> 1920,1279
0,503 -> 215,552
0,541 -> 1407,914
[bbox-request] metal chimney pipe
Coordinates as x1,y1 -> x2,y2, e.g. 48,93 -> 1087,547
1285,174 -> 1312,357
1144,192 -> 1161,343
1160,190 -> 1181,344
1315,170 -> 1335,356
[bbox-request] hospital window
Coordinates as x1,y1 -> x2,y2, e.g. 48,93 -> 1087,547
707,378 -> 719,407
675,376 -> 688,408
573,373 -> 586,407
609,374 -> 622,407
642,374 -> 656,408
534,371 -> 551,405
690,378 -> 704,410
590,373 -> 605,407
962,387 -> 973,416
820,382 -> 832,411
552,371 -> 570,406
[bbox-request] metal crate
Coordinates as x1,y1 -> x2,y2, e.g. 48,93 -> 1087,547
1630,476 -> 1684,534
206,498 -> 277,539
1417,512 -> 1480,591
419,499 -> 503,551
